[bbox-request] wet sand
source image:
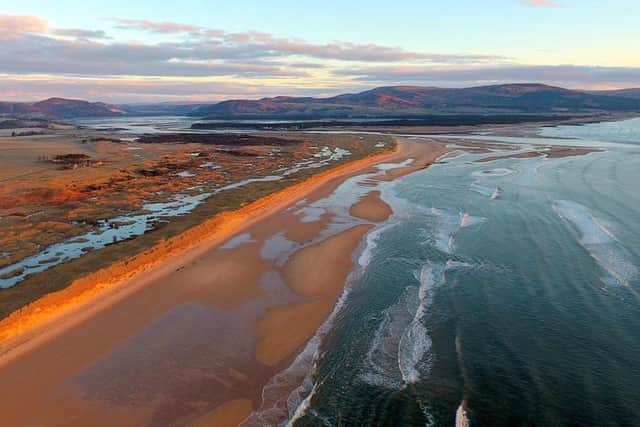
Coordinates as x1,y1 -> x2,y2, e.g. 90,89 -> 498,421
545,146 -> 603,158
373,141 -> 449,182
477,146 -> 601,163
257,224 -> 373,366
350,191 -> 393,222
0,137 -> 448,426
193,399 -> 254,427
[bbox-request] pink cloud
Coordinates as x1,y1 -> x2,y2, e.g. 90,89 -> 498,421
112,18 -> 201,34
0,75 -> 334,103
0,19 -> 507,81
209,30 -> 505,63
109,18 -> 506,63
0,14 -> 47,34
520,0 -> 558,7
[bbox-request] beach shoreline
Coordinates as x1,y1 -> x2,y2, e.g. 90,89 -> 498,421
0,136 -> 449,426
0,140 -> 405,357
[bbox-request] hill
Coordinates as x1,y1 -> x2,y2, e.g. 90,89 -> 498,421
590,88 -> 640,100
3,84 -> 639,120
0,98 -> 122,119
192,84 -> 640,119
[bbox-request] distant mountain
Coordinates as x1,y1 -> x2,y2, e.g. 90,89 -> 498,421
2,84 -> 639,120
192,84 -> 640,119
0,97 -> 122,119
590,88 -> 640,100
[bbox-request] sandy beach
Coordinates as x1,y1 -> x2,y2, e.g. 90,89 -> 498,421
0,137 -> 448,426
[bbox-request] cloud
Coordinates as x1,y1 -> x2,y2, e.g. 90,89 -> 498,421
0,16 -> 506,82
0,75 -> 340,103
520,0 -> 558,7
217,33 -> 505,63
109,18 -> 506,63
0,14 -> 47,34
112,18 -> 201,34
334,64 -> 640,89
51,28 -> 110,39
0,33 -> 314,77
6,63 -> 638,104
1,13 -> 636,102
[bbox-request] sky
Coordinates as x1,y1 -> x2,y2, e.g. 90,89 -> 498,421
0,0 -> 639,103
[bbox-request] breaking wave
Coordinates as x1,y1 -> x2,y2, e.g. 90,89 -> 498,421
248,196 -> 403,425
446,260 -> 473,270
470,181 -> 502,200
362,262 -> 446,388
242,282 -> 355,426
456,402 -> 470,427
362,289 -> 415,389
552,200 -> 638,287
430,208 -> 485,254
399,263 -> 444,383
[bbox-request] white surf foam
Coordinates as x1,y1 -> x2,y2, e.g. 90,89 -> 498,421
490,187 -> 502,200
446,260 -> 473,270
358,222 -> 397,269
362,263 -> 446,389
430,208 -> 484,254
242,287 -> 350,426
362,291 -> 414,389
247,202 -> 397,425
456,402 -> 470,427
286,379 -> 319,426
250,169 -> 454,424
470,180 -> 502,201
470,181 -> 498,198
431,208 -> 460,254
460,212 -> 485,229
553,200 -> 638,287
398,263 -> 444,383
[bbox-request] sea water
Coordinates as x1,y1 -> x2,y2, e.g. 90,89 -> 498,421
287,119 -> 640,426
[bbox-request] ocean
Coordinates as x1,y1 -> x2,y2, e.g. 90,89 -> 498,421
285,119 -> 640,426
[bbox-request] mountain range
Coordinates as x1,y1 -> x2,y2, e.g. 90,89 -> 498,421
1,84 -> 640,120
0,97 -> 123,119
192,84 -> 640,119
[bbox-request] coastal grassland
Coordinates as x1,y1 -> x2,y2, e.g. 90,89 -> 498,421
0,129 -> 382,269
0,132 -> 394,319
